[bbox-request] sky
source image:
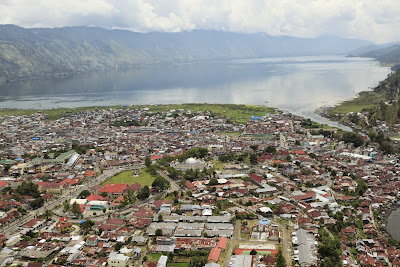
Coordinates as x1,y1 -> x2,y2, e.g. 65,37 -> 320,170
1,0 -> 400,43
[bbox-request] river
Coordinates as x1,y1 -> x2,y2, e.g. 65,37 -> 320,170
387,206 -> 400,241
0,55 -> 391,127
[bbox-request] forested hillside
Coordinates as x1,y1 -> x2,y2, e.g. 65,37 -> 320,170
0,25 -> 371,84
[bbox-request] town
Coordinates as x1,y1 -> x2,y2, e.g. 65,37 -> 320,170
0,104 -> 399,267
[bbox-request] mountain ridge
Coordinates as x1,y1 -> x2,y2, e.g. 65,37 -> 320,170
0,24 -> 372,84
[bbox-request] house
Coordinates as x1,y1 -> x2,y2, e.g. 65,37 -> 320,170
98,183 -> 128,197
38,182 -> 63,194
259,207 -> 273,217
86,236 -> 99,247
249,174 -> 265,185
207,247 -> 221,262
108,252 -> 129,267
157,255 -> 168,267
55,217 -> 73,233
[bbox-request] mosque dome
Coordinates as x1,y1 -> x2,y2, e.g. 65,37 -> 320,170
185,157 -> 197,165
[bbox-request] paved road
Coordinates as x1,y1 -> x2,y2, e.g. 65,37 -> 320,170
273,219 -> 291,267
157,170 -> 181,192
224,219 -> 240,267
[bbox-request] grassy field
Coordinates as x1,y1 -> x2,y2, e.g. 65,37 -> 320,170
101,169 -> 155,186
147,103 -> 275,124
170,263 -> 189,267
214,131 -> 241,136
146,253 -> 163,262
328,91 -> 385,115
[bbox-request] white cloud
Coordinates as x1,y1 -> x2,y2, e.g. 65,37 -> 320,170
1,0 -> 400,43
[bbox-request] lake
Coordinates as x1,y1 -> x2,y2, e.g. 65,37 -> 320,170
0,55 -> 391,126
387,207 -> 400,241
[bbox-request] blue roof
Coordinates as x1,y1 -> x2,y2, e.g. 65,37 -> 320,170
259,218 -> 271,225
251,116 -> 262,119
32,137 -> 40,140
14,158 -> 23,161
79,220 -> 85,224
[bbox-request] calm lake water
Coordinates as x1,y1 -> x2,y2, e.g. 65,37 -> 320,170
387,207 -> 400,241
0,55 -> 391,126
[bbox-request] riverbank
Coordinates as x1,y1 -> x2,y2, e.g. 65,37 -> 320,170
374,202 -> 400,243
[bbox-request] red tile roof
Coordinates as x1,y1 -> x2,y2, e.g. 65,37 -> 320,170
217,237 -> 228,250
208,247 -> 221,262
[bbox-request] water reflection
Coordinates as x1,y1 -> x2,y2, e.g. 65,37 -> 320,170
0,56 -> 391,127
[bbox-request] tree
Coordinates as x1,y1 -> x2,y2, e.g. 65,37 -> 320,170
250,249 -> 257,255
152,176 -> 170,191
208,178 -> 219,186
158,214 -> 163,222
78,190 -> 91,199
155,228 -> 163,236
16,181 -> 40,198
42,209 -> 53,221
145,156 -> 152,168
30,197 -> 44,209
115,242 -> 124,251
137,185 -> 150,200
275,248 -> 286,267
265,145 -> 276,154
250,145 -> 258,152
71,202 -> 83,217
63,201 -> 70,213
249,153 -> 257,165
80,220 -> 95,232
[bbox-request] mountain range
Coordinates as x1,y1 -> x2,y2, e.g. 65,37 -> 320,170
348,43 -> 400,70
0,24 -> 372,83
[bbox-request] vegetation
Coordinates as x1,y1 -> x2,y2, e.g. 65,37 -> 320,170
78,190 -> 91,199
151,176 -> 170,192
147,103 -> 274,124
102,169 -> 155,186
70,202 -> 83,217
275,248 -> 286,267
16,181 -> 40,198
318,228 -> 342,267
80,220 -> 95,233
137,185 -> 150,200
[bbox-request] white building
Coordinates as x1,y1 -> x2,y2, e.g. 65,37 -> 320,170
108,252 -> 129,267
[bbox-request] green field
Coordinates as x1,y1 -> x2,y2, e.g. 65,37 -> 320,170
328,91 -> 385,115
243,250 -> 271,256
147,103 -> 275,124
169,263 -> 190,267
215,131 -> 241,136
101,169 -> 155,186
146,253 -> 163,262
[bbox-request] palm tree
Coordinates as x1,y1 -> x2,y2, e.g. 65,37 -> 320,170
43,209 -> 53,221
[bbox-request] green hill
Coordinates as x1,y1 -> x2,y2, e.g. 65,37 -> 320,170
0,25 -> 371,84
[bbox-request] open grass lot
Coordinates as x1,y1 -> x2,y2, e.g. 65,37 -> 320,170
170,263 -> 189,267
147,103 -> 275,124
329,91 -> 385,115
146,253 -> 163,262
101,169 -> 155,186
214,131 -> 241,136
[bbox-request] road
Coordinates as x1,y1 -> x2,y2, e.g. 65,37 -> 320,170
273,219 -> 291,267
157,170 -> 181,192
224,219 -> 240,267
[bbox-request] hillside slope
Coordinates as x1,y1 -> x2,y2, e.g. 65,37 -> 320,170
0,25 -> 372,83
